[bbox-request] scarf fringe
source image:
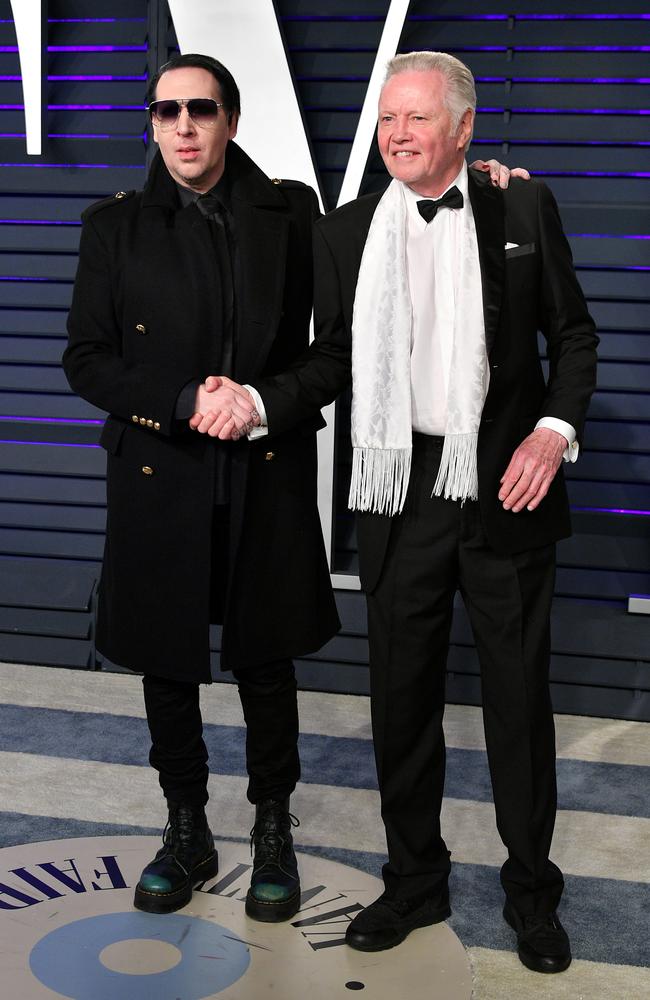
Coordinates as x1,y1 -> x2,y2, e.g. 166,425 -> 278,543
349,447 -> 412,516
432,431 -> 479,501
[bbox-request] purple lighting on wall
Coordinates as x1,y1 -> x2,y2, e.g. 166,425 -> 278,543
0,74 -> 145,82
0,416 -> 103,426
0,439 -> 100,449
48,105 -> 145,111
471,139 -> 650,147
578,264 -> 650,272
478,106 -> 649,115
572,506 -> 650,516
0,45 -> 147,53
47,17 -> 146,23
0,163 -> 143,169
455,46 -> 650,53
407,13 -> 650,20
0,276 -> 51,282
476,76 -> 650,85
48,45 -> 147,53
48,75 -> 147,82
568,234 -> 650,239
535,170 -> 650,177
0,219 -> 80,226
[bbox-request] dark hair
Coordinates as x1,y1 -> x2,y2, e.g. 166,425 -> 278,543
146,52 -> 241,123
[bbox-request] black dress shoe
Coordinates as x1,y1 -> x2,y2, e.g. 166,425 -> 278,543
345,891 -> 451,952
134,803 -> 218,914
245,798 -> 301,922
503,902 -> 572,973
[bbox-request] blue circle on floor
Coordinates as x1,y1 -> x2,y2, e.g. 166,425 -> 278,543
29,911 -> 250,999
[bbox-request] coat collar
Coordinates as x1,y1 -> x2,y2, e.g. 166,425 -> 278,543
141,141 -> 287,212
467,168 -> 504,356
140,142 -> 294,381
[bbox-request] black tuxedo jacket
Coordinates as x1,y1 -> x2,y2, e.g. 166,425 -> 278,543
258,169 -> 598,592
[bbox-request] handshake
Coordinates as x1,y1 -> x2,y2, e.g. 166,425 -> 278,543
189,375 -> 262,441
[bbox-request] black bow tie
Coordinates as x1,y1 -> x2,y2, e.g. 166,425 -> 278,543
416,186 -> 464,223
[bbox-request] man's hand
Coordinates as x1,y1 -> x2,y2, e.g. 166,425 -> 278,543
498,428 -> 567,513
469,158 -> 531,189
189,376 -> 260,440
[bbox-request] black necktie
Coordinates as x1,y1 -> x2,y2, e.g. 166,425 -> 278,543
196,192 -> 225,219
416,185 -> 464,223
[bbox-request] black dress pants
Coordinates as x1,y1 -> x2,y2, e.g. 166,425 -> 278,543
143,659 -> 300,808
366,433 -> 563,916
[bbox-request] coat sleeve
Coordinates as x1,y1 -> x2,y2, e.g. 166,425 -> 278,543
536,182 -> 598,441
63,212 -> 198,436
253,220 -> 352,437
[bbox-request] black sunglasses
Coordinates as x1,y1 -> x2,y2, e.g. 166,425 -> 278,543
147,98 -> 224,130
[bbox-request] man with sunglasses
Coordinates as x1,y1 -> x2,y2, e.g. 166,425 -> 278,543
64,52 -> 340,923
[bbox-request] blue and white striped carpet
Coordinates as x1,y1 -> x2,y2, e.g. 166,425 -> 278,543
1,661 -> 648,999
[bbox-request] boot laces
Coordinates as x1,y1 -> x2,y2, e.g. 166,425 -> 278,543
164,805 -> 203,850
249,804 -> 299,863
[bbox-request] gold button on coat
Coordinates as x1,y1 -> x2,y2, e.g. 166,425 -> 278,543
146,419 -> 153,428
141,466 -> 154,476
139,417 -> 147,425
115,191 -> 127,199
265,451 -> 275,461
131,415 -> 138,423
135,323 -> 147,334
154,422 -> 160,431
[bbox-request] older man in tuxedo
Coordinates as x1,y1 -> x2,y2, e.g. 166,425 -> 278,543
204,52 -> 598,973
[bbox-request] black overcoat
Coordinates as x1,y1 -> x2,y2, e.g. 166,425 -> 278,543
64,142 -> 340,682
257,170 -> 598,592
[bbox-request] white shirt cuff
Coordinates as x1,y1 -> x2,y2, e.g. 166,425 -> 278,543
244,384 -> 269,440
535,417 -> 579,463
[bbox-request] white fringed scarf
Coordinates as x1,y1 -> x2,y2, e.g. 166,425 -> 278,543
348,178 -> 487,516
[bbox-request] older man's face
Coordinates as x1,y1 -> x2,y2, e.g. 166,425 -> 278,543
152,66 -> 237,193
377,69 -> 472,197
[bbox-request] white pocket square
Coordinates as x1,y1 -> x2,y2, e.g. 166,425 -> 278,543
505,242 -> 519,250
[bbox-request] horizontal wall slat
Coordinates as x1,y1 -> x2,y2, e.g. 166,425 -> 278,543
0,632 -> 93,668
0,392 -> 105,420
0,253 -> 79,280
0,165 -> 146,196
0,442 -> 105,476
0,364 -> 72,392
0,502 -> 106,532
0,310 -> 69,336
0,226 -> 81,253
0,606 -> 90,640
0,473 -> 106,505
0,555 -> 97,609
0,336 -> 67,365
0,527 -> 104,560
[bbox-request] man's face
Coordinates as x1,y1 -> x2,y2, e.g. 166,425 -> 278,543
377,70 -> 472,197
152,66 -> 238,192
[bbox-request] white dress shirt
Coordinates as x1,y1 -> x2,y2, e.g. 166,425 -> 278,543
404,164 -> 577,460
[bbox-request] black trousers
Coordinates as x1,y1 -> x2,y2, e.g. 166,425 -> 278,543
142,505 -> 299,809
366,433 -> 563,916
143,659 -> 300,808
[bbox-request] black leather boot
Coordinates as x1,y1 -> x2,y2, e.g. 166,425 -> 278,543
134,803 -> 218,914
245,798 -> 300,922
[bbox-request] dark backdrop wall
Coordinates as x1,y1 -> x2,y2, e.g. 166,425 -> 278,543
0,0 -> 648,719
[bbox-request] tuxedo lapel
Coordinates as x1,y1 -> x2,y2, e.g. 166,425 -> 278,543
468,170 -> 504,356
